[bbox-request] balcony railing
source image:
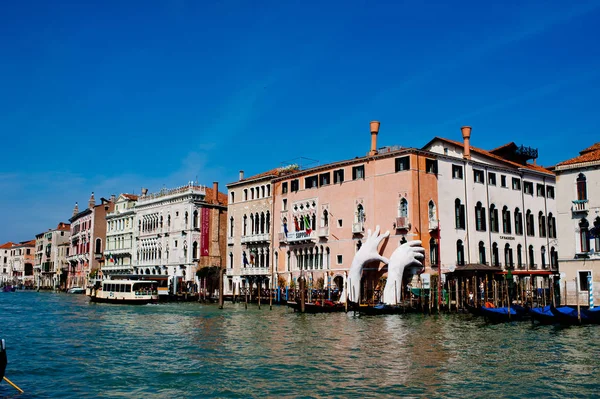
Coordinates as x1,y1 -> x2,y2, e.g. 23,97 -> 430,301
428,219 -> 439,231
239,266 -> 270,276
225,268 -> 234,276
352,222 -> 365,234
572,199 -> 589,213
241,233 -> 270,244
318,227 -> 329,238
279,233 -> 287,243
395,217 -> 409,230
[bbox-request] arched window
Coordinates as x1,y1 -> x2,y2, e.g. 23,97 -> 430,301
514,208 -> 523,235
231,192 -> 235,204
548,213 -> 556,238
541,246 -> 546,268
193,210 -> 199,229
185,211 -> 189,226
456,240 -> 465,266
475,202 -> 486,231
261,186 -> 265,198
95,238 -> 102,254
528,245 -> 535,267
229,252 -> 233,268
230,217 -> 234,237
243,215 -> 247,236
266,211 -> 271,233
517,244 -> 523,267
505,244 -> 513,268
429,238 -> 438,267
428,201 -> 436,221
550,247 -> 558,268
491,243 -> 499,266
502,206 -> 511,234
192,242 -> 198,259
251,188 -> 255,200
322,209 -> 329,227
455,199 -> 465,229
538,212 -> 546,237
579,218 -> 590,253
526,210 -> 535,236
479,241 -> 486,265
250,214 -> 255,235
183,241 -> 188,259
399,198 -> 408,218
260,212 -> 265,234
489,204 -> 499,233
244,189 -> 248,201
168,215 -> 171,227
577,173 -> 587,201
357,204 -> 365,223
595,217 -> 600,251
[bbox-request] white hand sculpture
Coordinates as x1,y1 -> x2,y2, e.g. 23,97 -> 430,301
340,225 -> 389,303
381,240 -> 425,305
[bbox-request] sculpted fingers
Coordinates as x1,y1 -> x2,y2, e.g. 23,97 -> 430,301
407,240 -> 422,247
376,230 -> 390,245
377,255 -> 390,264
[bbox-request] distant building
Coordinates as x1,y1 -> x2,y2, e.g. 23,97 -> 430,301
554,142 -> 600,305
103,194 -> 138,277
33,222 -> 71,289
0,242 -> 15,284
423,127 -> 558,291
10,240 -> 36,286
67,193 -> 114,289
133,182 -> 227,296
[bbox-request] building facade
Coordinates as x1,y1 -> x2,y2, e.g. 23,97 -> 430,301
423,128 -> 558,283
133,182 -> 227,295
271,122 -> 439,299
0,242 -> 15,284
66,193 -> 114,289
103,194 -> 138,277
10,240 -> 36,286
33,222 -> 71,289
554,143 -> 600,305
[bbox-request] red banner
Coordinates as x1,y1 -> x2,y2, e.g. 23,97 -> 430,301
200,207 -> 210,256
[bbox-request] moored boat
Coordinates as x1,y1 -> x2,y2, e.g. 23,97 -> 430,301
90,280 -> 158,305
550,305 -> 591,325
530,305 -> 557,325
358,303 -> 404,315
2,285 -> 15,293
581,306 -> 600,324
67,287 -> 85,294
481,304 -> 528,323
286,300 -> 345,313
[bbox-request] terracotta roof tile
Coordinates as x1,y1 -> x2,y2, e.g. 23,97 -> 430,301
580,142 -> 600,155
56,222 -> 70,231
430,137 -> 554,175
204,188 -> 228,206
0,242 -> 14,249
122,194 -> 139,200
556,148 -> 600,166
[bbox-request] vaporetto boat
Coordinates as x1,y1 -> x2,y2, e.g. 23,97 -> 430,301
89,280 -> 159,305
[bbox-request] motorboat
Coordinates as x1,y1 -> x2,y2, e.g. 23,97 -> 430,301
89,280 -> 158,305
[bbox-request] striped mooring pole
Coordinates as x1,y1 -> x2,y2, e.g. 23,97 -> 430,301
588,272 -> 594,309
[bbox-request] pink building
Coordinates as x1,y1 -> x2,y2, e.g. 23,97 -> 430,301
66,193 -> 114,289
272,122 -> 440,298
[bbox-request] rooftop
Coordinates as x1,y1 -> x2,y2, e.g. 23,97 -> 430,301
556,142 -> 600,167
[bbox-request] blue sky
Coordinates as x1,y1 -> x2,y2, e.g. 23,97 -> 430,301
1,0 -> 600,243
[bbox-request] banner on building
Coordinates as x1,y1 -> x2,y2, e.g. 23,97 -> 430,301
200,207 -> 210,256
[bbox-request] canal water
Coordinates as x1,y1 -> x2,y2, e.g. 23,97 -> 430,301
1,292 -> 599,398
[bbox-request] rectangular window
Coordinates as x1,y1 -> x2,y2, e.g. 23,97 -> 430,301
282,182 -> 288,194
452,165 -> 463,179
337,219 -> 343,227
579,271 -> 591,291
282,199 -> 287,211
512,178 -> 521,190
352,165 -> 365,180
319,172 -> 331,186
395,156 -> 410,172
425,159 -> 438,174
523,181 -> 534,195
547,186 -> 555,199
536,184 -> 545,197
174,240 -> 178,248
333,169 -> 344,184
474,169 -> 484,184
337,255 -> 343,265
290,179 -> 299,192
488,172 -> 496,186
305,176 -> 318,189
501,175 -> 507,187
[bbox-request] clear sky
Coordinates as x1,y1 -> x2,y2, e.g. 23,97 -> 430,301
1,0 -> 600,243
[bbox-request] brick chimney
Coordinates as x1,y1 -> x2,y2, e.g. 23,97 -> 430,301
239,170 -> 244,181
213,182 -> 219,203
72,202 -> 79,217
369,121 -> 380,156
461,126 -> 472,160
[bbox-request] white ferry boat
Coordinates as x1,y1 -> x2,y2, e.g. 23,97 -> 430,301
89,280 -> 158,305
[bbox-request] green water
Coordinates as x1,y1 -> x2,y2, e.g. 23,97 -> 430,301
1,292 -> 599,398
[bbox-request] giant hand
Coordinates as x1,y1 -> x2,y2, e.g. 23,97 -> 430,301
381,240 -> 425,305
340,226 -> 389,303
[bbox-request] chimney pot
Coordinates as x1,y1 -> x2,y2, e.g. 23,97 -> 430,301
461,126 -> 472,160
239,170 -> 244,181
369,120 -> 380,156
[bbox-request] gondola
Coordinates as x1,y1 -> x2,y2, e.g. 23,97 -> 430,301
529,305 -> 557,325
480,304 -> 528,323
550,305 -> 591,325
358,303 -> 404,315
581,306 -> 600,324
286,300 -> 345,313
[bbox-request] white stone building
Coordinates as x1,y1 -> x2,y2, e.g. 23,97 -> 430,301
103,194 -> 138,277
554,143 -> 600,305
423,127 -> 558,285
225,170 -> 277,296
0,242 -> 15,284
33,222 -> 71,289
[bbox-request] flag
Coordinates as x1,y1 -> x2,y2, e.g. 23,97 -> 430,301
304,215 -> 312,234
283,222 -> 288,236
294,217 -> 300,231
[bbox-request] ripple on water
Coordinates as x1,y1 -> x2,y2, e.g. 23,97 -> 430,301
2,293 -> 600,398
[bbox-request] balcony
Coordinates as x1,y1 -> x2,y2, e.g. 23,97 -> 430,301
286,230 -> 316,243
395,217 -> 409,230
572,199 -> 589,213
428,219 -> 439,231
352,222 -> 365,234
227,237 -> 234,246
241,233 -> 270,244
318,227 -> 329,238
279,233 -> 287,243
240,266 -> 270,276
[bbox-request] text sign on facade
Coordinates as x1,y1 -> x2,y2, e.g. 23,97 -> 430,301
286,231 -> 313,242
200,208 -> 210,256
